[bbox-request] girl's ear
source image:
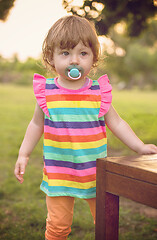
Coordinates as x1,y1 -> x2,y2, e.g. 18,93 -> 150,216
50,59 -> 56,72
49,56 -> 55,68
47,50 -> 54,66
50,59 -> 54,67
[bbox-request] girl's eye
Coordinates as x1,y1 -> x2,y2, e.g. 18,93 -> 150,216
62,51 -> 69,56
81,52 -> 87,56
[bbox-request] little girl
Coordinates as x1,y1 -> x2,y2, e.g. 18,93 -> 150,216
14,15 -> 157,240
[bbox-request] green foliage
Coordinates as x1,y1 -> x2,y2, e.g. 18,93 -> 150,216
101,19 -> 157,89
0,55 -> 51,85
63,0 -> 157,37
0,0 -> 16,21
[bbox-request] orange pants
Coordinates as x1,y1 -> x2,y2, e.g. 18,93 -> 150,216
45,196 -> 96,240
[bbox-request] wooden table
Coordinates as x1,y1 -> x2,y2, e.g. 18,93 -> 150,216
95,154 -> 157,240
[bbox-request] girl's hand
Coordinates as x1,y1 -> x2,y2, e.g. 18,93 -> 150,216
14,156 -> 29,184
105,106 -> 157,155
14,103 -> 44,184
137,144 -> 157,155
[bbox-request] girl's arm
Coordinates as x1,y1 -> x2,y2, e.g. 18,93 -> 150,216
14,103 -> 44,183
105,105 -> 157,154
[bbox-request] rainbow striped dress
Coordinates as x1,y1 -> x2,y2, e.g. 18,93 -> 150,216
33,74 -> 112,199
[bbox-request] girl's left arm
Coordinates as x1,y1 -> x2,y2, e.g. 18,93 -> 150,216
105,105 -> 157,154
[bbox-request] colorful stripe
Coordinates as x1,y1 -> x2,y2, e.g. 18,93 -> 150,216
44,138 -> 107,149
44,132 -> 106,142
43,152 -> 106,163
44,173 -> 96,183
44,119 -> 105,128
44,125 -> 106,136
44,166 -> 96,176
44,159 -> 96,168
46,94 -> 101,102
40,183 -> 96,199
43,175 -> 96,189
43,144 -> 107,156
47,101 -> 100,109
48,108 -> 100,116
40,78 -> 108,198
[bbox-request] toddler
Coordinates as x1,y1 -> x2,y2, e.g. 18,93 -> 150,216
14,15 -> 157,240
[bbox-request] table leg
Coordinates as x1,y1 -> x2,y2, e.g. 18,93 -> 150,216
96,192 -> 119,240
96,159 -> 119,239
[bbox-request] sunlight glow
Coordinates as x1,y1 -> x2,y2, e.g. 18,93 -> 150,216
92,2 -> 104,12
98,36 -> 126,56
70,0 -> 84,7
98,36 -> 114,54
0,0 -> 68,60
114,22 -> 125,34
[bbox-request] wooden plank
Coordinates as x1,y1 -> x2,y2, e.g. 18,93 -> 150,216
106,161 -> 157,184
100,155 -> 157,184
105,171 -> 157,208
96,159 -> 107,239
96,156 -> 157,240
96,159 -> 119,240
104,192 -> 119,240
106,155 -> 157,173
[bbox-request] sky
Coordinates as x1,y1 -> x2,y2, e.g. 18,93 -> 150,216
0,0 -> 69,60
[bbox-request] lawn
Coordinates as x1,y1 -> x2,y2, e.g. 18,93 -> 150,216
0,84 -> 157,240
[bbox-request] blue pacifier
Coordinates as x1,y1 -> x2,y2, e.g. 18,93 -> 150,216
69,68 -> 80,78
66,65 -> 83,80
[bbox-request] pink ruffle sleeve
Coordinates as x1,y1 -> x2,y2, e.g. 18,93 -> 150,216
98,75 -> 112,118
33,73 -> 50,118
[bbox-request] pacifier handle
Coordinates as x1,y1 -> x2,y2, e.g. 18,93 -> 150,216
69,68 -> 80,78
68,68 -> 82,80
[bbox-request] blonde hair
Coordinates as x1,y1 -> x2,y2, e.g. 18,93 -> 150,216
42,15 -> 100,72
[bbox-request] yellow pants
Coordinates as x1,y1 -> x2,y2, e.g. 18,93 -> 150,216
45,195 -> 96,240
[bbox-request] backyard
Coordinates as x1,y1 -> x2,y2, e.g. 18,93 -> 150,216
0,84 -> 157,240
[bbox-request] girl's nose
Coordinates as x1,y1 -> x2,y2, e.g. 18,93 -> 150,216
70,54 -> 79,65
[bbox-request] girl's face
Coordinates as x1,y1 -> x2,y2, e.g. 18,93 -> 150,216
51,41 -> 94,88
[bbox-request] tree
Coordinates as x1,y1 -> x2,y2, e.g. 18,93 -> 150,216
63,0 -> 157,37
99,19 -> 157,89
0,0 -> 16,21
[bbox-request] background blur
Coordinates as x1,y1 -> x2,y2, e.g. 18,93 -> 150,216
0,0 -> 157,89
0,0 -> 157,239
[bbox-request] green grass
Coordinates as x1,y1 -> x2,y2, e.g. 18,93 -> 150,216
107,89 -> 157,155
0,84 -> 157,239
